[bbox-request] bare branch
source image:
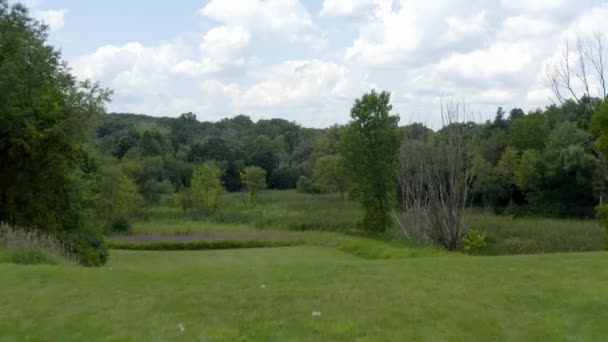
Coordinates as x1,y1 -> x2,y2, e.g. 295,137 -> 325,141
397,99 -> 473,250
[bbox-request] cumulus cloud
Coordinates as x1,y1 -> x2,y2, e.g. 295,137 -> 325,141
319,0 -> 378,18
199,0 -> 325,45
197,60 -> 374,126
65,0 -> 608,127
444,11 -> 488,42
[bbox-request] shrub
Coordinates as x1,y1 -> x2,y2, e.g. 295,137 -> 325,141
503,200 -> 523,218
61,228 -> 109,266
463,230 -> 487,255
109,217 -> 132,235
296,176 -> 314,193
595,204 -> 608,250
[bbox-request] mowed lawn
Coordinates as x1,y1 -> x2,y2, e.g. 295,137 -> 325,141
1,247 -> 607,341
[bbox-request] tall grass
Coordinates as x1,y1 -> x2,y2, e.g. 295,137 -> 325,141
0,223 -> 74,265
466,210 -> 606,254
143,190 -> 361,232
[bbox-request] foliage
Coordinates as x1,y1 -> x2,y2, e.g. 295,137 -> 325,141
313,155 -> 349,197
463,230 -> 486,255
296,176 -> 315,194
595,204 -> 608,248
339,90 -> 400,232
180,162 -> 224,215
96,164 -> 144,225
241,166 -> 267,204
508,113 -> 549,151
591,101 -> 608,157
109,217 -> 132,235
0,2 -> 110,265
269,165 -> 300,190
61,227 -> 108,266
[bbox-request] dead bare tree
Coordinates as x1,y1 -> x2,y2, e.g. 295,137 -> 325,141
548,33 -> 607,109
396,100 -> 474,250
548,32 -> 608,202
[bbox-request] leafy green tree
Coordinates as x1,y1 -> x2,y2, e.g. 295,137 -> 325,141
296,176 -> 315,193
509,113 -> 549,151
492,146 -> 522,208
241,166 -> 267,204
181,162 -> 224,215
514,149 -> 543,195
249,135 -> 279,179
123,156 -> 172,203
313,155 -> 349,198
493,107 -> 508,130
269,165 -> 300,189
591,101 -> 608,157
97,164 -> 144,223
339,90 -> 400,232
508,108 -> 525,123
0,1 -> 111,265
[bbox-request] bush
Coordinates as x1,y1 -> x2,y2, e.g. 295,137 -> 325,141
61,228 -> 109,266
109,217 -> 132,235
296,176 -> 315,193
595,204 -> 608,231
595,204 -> 608,250
463,230 -> 487,255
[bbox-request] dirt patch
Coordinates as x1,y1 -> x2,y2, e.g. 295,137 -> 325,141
112,231 -> 304,243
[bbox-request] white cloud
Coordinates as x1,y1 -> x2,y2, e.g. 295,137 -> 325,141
65,0 -> 608,127
241,59 -> 371,108
194,60 -> 374,126
319,0 -> 378,18
33,9 -> 68,31
444,11 -> 488,42
199,0 -> 324,45
201,25 -> 251,60
436,42 -> 539,81
498,15 -> 559,40
344,1 -> 425,66
500,0 -> 577,14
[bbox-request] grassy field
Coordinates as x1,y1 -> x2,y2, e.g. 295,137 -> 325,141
1,247 -> 607,340
3,191 -> 607,340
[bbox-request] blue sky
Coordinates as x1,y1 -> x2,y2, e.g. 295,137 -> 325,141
14,0 -> 608,127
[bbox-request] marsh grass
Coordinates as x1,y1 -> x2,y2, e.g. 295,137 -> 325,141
134,191 -> 607,255
142,190 -> 361,232
466,210 -> 606,254
0,223 -> 74,265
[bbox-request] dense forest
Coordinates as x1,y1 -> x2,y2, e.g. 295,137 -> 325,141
96,96 -> 604,218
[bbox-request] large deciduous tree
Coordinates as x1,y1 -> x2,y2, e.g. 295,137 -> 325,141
0,1 -> 111,265
339,90 -> 400,233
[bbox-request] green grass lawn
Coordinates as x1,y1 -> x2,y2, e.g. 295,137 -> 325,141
1,246 -> 607,341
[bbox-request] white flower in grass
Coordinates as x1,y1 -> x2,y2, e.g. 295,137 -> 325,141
261,284 -> 267,289
312,311 -> 321,317
178,323 -> 185,333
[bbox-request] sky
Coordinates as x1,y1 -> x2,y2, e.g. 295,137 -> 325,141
14,0 -> 608,128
